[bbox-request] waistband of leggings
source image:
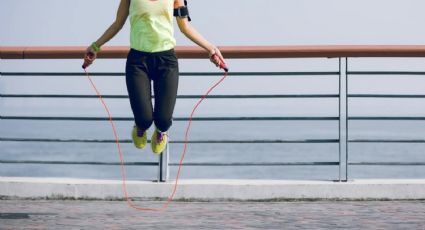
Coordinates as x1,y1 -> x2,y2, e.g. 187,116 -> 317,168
129,48 -> 175,56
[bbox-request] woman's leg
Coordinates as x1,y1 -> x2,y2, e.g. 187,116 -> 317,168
152,50 -> 179,132
125,50 -> 154,131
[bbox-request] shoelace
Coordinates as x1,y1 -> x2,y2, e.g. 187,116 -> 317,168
156,131 -> 166,143
136,127 -> 145,137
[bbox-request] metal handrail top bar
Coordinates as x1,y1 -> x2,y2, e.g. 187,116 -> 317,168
2,45 -> 425,59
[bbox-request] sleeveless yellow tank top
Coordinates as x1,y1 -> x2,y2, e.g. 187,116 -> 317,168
129,0 -> 176,53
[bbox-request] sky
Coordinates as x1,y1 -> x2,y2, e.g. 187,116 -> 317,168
1,0 -> 425,116
2,0 -> 425,46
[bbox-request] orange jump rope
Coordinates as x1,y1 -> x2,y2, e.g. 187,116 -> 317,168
83,52 -> 228,212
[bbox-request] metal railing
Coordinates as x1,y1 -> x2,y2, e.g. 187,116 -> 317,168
1,45 -> 425,182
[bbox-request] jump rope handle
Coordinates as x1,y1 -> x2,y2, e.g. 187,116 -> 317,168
212,54 -> 229,72
82,52 -> 95,69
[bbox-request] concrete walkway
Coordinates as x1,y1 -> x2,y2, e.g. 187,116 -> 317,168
1,200 -> 425,229
1,177 -> 425,200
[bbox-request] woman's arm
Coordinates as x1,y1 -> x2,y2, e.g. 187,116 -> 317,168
84,0 -> 130,67
94,0 -> 130,47
174,0 -> 226,67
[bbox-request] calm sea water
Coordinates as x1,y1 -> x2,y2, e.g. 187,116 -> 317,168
1,120 -> 424,181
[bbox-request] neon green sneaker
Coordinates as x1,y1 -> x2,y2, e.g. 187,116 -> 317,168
151,129 -> 168,154
132,125 -> 147,149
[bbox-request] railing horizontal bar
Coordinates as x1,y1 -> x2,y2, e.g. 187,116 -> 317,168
5,116 -> 425,121
0,160 -> 339,166
168,162 -> 340,166
0,94 -> 339,99
6,94 -> 425,99
349,117 -> 425,120
5,94 -> 425,99
0,137 -> 340,144
349,162 -> 425,166
350,139 -> 425,143
3,45 -> 425,59
0,160 -> 158,166
348,71 -> 425,75
1,94 -> 127,99
0,72 -> 340,77
0,116 -> 340,121
2,160 -> 424,166
1,72 -> 125,76
349,94 -> 425,98
4,137 -> 425,143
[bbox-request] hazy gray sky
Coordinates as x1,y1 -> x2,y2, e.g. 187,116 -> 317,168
2,0 -> 425,46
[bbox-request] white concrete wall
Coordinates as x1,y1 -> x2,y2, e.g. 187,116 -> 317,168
1,177 -> 425,201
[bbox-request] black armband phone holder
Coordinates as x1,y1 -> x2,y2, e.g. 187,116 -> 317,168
173,0 -> 191,21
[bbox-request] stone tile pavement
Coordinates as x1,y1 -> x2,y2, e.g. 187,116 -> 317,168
1,200 -> 425,229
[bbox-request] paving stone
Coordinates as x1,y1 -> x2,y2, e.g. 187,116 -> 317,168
0,200 -> 424,229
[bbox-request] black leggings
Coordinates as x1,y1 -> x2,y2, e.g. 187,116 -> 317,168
125,48 -> 179,132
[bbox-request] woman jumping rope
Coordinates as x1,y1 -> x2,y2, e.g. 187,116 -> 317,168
83,0 -> 226,154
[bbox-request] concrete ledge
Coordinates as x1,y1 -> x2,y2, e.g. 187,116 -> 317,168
1,177 -> 425,201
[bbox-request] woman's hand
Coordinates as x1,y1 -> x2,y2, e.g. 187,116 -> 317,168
83,46 -> 98,69
209,47 -> 226,68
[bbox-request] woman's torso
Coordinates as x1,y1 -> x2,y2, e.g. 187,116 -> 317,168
129,0 -> 176,53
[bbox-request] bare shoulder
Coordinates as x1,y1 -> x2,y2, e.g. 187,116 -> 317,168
174,0 -> 185,8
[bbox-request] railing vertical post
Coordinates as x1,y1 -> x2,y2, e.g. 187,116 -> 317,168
345,58 -> 349,181
0,59 -> 3,124
158,138 -> 170,182
338,57 -> 349,182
